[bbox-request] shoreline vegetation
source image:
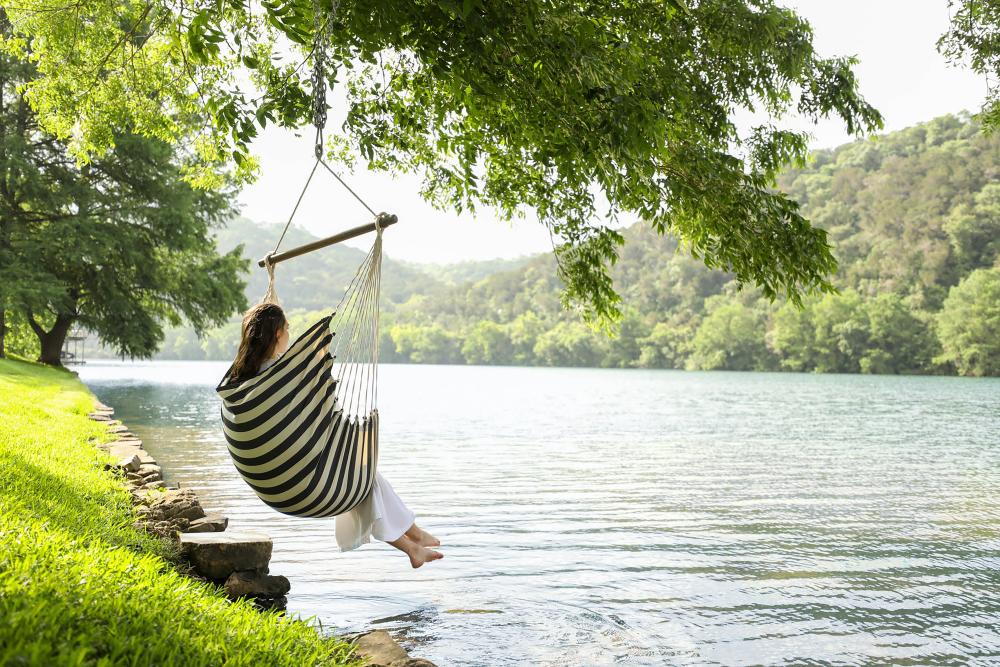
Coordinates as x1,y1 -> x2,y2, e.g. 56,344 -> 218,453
0,357 -> 363,666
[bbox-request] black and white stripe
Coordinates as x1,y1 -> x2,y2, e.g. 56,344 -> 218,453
215,314 -> 379,518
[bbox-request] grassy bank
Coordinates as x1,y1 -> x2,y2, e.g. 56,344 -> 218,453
0,358 -> 358,666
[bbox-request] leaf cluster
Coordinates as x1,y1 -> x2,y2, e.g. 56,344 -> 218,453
939,0 -> 1000,131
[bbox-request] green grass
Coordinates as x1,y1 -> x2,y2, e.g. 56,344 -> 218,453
0,357 -> 359,666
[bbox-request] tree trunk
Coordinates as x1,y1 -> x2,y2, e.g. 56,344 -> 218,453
0,17 -> 6,360
28,312 -> 74,366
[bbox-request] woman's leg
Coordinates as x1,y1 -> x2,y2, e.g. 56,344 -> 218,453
371,473 -> 443,567
404,523 -> 440,547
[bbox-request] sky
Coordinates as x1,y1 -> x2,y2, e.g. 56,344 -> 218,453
236,0 -> 987,264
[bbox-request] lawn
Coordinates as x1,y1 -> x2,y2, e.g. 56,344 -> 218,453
0,357 -> 359,666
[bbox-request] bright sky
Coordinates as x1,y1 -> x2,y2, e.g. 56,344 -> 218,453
236,0 -> 987,263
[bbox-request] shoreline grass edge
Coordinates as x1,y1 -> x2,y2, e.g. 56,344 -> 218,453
0,357 -> 360,667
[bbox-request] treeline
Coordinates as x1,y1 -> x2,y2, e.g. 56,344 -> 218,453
362,275 -> 994,377
157,263 -> 999,376
151,114 -> 1000,376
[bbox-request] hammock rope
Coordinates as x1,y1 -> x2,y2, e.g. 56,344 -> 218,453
216,0 -> 395,519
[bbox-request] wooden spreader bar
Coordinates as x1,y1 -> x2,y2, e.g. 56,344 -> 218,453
257,213 -> 397,267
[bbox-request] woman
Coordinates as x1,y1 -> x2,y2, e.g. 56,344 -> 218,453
227,302 -> 443,568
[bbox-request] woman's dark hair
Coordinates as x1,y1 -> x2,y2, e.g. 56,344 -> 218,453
231,303 -> 287,381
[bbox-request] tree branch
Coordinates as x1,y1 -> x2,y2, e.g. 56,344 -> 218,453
25,311 -> 45,337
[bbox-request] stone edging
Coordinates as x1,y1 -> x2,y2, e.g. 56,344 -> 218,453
87,400 -> 436,667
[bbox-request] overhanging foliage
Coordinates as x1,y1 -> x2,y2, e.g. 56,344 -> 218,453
3,0 -> 884,323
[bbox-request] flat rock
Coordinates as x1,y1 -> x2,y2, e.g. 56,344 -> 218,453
105,439 -> 140,448
104,444 -> 143,460
108,424 -> 130,434
140,495 -> 205,522
184,521 -> 216,533
141,480 -> 166,490
224,570 -> 291,599
147,488 -> 199,505
352,631 -> 409,667
113,454 -> 140,472
179,531 -> 273,580
174,502 -> 203,520
188,515 -> 227,532
140,517 -> 191,538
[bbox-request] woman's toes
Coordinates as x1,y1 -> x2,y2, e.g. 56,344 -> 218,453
408,546 -> 443,568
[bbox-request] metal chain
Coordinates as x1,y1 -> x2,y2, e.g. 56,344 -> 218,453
310,0 -> 340,158
267,0 -> 379,263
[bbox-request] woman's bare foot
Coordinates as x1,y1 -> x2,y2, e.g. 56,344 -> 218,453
405,523 -> 441,547
387,534 -> 444,569
406,544 -> 444,569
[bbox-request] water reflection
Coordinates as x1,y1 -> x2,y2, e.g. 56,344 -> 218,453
77,362 -> 1000,666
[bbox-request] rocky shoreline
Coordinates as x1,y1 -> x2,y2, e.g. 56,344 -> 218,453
88,401 -> 435,667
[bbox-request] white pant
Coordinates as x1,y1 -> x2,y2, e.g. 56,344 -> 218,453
335,472 -> 415,552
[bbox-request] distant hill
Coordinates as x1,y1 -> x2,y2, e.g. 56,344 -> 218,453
106,113 -> 999,376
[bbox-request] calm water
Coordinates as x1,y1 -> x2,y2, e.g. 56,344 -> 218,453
77,361 -> 1000,666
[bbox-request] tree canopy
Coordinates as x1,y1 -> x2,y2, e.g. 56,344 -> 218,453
0,17 -> 247,365
2,0 -> 882,323
940,0 -> 1000,131
936,268 -> 1000,376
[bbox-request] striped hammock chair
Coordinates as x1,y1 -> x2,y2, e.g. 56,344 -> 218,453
215,216 -> 388,518
215,0 -> 403,519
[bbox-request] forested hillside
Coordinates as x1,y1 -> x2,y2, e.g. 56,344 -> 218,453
150,114 -> 999,376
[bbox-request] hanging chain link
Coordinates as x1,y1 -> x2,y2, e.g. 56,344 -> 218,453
264,0 -> 385,278
310,0 -> 339,158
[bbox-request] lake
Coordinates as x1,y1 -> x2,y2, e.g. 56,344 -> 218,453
76,361 -> 1000,666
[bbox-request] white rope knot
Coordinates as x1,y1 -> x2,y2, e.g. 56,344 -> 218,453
262,255 -> 281,306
